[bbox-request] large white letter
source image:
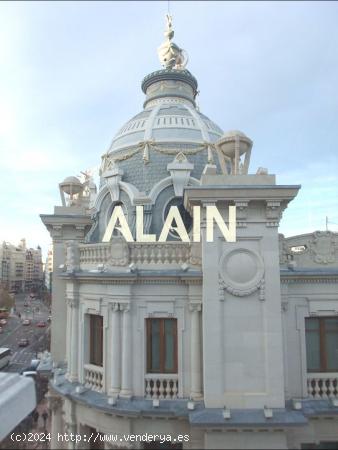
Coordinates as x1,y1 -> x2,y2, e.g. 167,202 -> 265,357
158,206 -> 190,242
136,206 -> 156,242
206,205 -> 236,242
192,206 -> 201,242
102,205 -> 134,242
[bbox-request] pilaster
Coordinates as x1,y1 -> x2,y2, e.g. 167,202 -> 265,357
189,302 -> 203,400
109,302 -> 121,395
120,303 -> 132,398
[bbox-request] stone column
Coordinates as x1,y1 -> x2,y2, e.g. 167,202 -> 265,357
110,303 -> 121,395
67,294 -> 79,382
49,395 -> 64,450
190,303 -> 203,399
120,303 -> 132,398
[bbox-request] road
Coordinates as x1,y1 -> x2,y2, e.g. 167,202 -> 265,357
0,293 -> 50,373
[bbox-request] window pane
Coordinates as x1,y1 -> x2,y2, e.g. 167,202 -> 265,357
305,318 -> 319,331
151,320 -> 160,372
164,320 -> 176,372
325,331 -> 338,371
306,331 -> 320,371
90,315 -> 103,366
325,318 -> 338,331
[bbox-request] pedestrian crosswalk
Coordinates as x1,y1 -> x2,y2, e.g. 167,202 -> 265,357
9,349 -> 36,369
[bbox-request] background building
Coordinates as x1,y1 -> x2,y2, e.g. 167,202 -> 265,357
0,239 -> 44,294
41,17 -> 338,450
45,244 -> 53,292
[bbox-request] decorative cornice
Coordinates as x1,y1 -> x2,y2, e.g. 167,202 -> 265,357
119,302 -> 130,312
281,276 -> 338,284
141,69 -> 198,94
40,215 -> 92,241
60,273 -> 202,285
110,302 -> 120,312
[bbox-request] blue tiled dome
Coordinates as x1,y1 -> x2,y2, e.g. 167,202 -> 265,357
90,69 -> 225,242
103,69 -> 223,193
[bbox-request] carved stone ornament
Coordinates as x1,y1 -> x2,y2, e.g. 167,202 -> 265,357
235,201 -> 248,228
109,238 -> 129,266
167,152 -> 194,196
119,302 -> 130,312
189,303 -> 202,312
157,14 -> 188,70
265,200 -> 290,228
103,165 -> 124,202
189,242 -> 202,266
308,231 -> 337,264
219,248 -> 265,298
279,234 -> 290,265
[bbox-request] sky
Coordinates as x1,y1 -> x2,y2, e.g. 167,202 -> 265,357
0,1 -> 338,260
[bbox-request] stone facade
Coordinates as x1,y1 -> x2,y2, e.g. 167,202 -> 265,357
41,26 -> 338,450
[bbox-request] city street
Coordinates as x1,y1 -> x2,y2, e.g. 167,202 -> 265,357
0,293 -> 50,373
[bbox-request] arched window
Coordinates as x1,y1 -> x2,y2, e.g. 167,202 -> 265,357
105,201 -> 128,238
163,197 -> 192,239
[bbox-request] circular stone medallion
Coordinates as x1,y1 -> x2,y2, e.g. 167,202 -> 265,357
219,248 -> 264,296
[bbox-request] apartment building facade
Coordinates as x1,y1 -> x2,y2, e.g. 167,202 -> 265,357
0,239 -> 43,293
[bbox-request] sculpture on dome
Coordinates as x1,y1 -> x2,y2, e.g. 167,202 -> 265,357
157,14 -> 188,70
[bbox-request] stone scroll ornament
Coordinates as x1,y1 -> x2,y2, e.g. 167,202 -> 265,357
219,248 -> 265,300
308,231 -> 337,264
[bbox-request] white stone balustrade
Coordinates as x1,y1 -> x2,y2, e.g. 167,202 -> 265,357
84,364 -> 104,392
307,373 -> 338,399
130,242 -> 190,264
79,244 -> 111,264
78,242 -> 200,268
145,374 -> 179,399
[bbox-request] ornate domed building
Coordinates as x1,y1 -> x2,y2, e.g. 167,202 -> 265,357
89,64 -> 225,244
41,15 -> 338,450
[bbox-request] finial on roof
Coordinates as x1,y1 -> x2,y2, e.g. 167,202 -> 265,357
157,14 -> 188,70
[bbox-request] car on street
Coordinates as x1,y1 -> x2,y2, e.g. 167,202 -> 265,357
36,321 -> 46,327
22,319 -> 31,326
18,338 -> 29,347
24,301 -> 29,307
0,319 -> 7,326
0,308 -> 9,319
47,316 -> 51,322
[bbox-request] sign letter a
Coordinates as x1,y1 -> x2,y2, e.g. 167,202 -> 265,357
158,206 -> 190,242
102,205 -> 134,242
